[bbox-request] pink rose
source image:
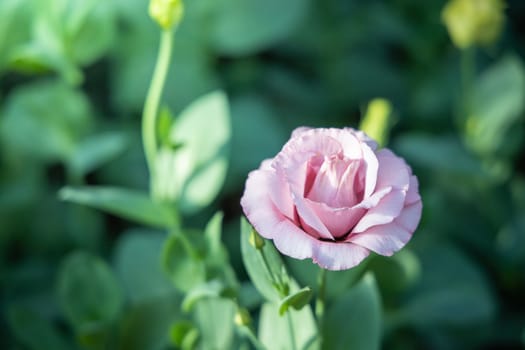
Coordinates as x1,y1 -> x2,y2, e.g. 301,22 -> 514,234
241,127 -> 422,270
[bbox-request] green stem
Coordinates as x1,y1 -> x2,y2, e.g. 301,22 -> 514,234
460,46 -> 475,124
238,324 -> 267,350
315,268 -> 327,337
286,311 -> 298,350
259,248 -> 284,295
142,29 -> 174,193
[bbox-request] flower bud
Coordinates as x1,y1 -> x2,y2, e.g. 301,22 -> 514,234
442,0 -> 505,49
149,0 -> 184,30
249,229 -> 265,250
234,308 -> 252,326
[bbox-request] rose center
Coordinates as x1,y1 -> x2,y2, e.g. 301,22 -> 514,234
304,154 -> 364,208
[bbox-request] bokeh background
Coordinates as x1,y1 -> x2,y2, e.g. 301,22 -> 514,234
1,0 -> 525,349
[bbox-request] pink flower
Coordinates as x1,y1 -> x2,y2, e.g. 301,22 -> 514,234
241,127 -> 422,270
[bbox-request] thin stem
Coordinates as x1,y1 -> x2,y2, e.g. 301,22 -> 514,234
259,248 -> 284,295
460,46 -> 475,123
286,311 -> 298,350
238,324 -> 267,350
315,268 -> 327,334
142,29 -> 174,193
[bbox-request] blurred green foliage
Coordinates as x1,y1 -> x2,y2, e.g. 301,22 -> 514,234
1,0 -> 525,349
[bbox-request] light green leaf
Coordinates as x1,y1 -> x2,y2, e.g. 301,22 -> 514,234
113,229 -> 174,303
211,0 -> 310,55
182,279 -> 228,312
259,300 -> 317,350
0,79 -> 92,162
7,304 -> 71,350
69,131 -> 128,177
465,55 -> 525,158
57,251 -> 123,331
195,298 -> 236,350
279,286 -> 313,315
154,90 -> 231,213
322,273 -> 381,350
161,232 -> 206,293
240,218 -> 287,302
59,186 -> 178,229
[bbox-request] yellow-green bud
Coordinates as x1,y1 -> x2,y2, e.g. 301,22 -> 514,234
249,229 -> 265,250
442,0 -> 505,49
359,98 -> 392,148
234,308 -> 252,326
149,0 -> 184,30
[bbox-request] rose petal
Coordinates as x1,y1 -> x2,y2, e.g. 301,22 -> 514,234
275,134 -> 343,196
304,199 -> 366,238
268,168 -> 296,221
395,201 -> 422,232
352,189 -> 406,233
347,222 -> 411,256
311,240 -> 371,270
361,143 -> 379,198
293,195 -> 334,240
241,169 -> 282,240
375,149 -> 410,191
406,175 -> 420,205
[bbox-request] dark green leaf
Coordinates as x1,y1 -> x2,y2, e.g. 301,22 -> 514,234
7,304 -> 71,350
59,186 -> 177,229
57,251 -> 123,331
70,131 -> 128,177
322,273 -> 381,350
211,0 -> 310,55
118,294 -> 181,350
113,229 -> 174,303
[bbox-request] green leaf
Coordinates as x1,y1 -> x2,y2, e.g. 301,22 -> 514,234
59,186 -> 177,229
204,211 -> 226,265
7,304 -> 71,350
322,273 -> 381,350
194,298 -> 236,350
169,320 -> 199,349
118,294 -> 181,350
69,131 -> 128,177
465,55 -> 525,158
369,249 -> 421,295
259,300 -> 317,350
0,79 -> 92,162
182,279 -> 230,312
286,256 -> 368,300
211,0 -> 310,55
240,217 -> 287,302
279,286 -> 313,315
57,251 -> 123,331
396,243 -> 496,328
113,229 -> 174,303
0,0 -> 32,71
154,90 -> 231,213
161,232 -> 206,293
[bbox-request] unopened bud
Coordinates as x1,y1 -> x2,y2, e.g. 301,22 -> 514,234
149,0 -> 184,30
249,229 -> 265,250
442,0 -> 505,49
234,308 -> 252,326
